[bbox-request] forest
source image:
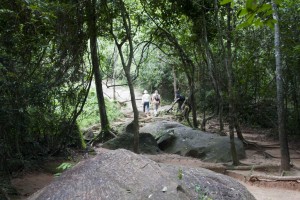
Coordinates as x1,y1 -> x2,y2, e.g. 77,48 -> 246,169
0,0 -> 299,196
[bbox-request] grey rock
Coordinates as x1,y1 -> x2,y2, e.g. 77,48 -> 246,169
28,149 -> 255,200
102,132 -> 161,154
140,120 -> 245,162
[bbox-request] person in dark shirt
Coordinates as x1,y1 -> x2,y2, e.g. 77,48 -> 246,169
175,90 -> 185,111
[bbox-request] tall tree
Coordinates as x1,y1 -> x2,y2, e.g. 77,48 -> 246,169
201,2 -> 224,132
236,0 -> 292,171
224,2 -> 239,165
110,0 -> 140,153
86,0 -> 110,141
271,0 -> 290,171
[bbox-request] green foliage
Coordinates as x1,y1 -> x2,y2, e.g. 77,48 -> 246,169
137,56 -> 175,100
57,162 -> 74,171
0,0 -> 299,175
54,162 -> 74,177
236,0 -> 278,29
0,0 -> 88,172
77,87 -> 123,129
220,0 -> 232,6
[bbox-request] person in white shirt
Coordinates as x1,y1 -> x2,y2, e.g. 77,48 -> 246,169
142,90 -> 151,115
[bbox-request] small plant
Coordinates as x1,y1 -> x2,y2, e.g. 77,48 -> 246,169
245,165 -> 256,181
281,170 -> 289,176
178,168 -> 183,180
195,185 -> 213,200
54,162 -> 74,177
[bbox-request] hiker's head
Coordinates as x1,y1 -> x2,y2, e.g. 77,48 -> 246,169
155,90 -> 158,94
143,90 -> 148,94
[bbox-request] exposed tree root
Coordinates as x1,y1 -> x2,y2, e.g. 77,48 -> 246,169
224,163 -> 280,171
88,129 -> 117,146
249,175 -> 300,182
109,130 -> 117,138
241,141 -> 286,159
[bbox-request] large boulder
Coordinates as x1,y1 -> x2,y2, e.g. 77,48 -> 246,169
28,149 -> 255,200
102,133 -> 160,154
140,120 -> 245,162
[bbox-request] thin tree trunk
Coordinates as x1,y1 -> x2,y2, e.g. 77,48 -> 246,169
172,65 -> 177,99
189,78 -> 198,128
111,0 -> 139,153
272,1 -> 290,171
202,10 -> 223,132
87,0 -> 110,141
214,0 -> 226,132
67,71 -> 94,145
225,3 -> 239,166
112,45 -> 118,101
235,120 -> 246,142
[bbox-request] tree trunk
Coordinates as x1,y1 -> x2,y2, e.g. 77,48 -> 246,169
202,10 -> 224,132
87,0 -> 110,141
225,3 -> 239,166
189,79 -> 198,128
172,65 -> 177,99
111,0 -> 139,153
214,0 -> 226,132
112,44 -> 118,101
124,70 -> 139,153
272,1 -> 290,171
235,120 -> 246,142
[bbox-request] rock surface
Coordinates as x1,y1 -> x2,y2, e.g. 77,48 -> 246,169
102,133 -> 160,154
28,149 -> 255,200
140,120 -> 245,162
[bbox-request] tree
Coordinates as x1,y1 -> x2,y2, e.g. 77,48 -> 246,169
234,0 -> 292,171
86,0 -> 111,142
271,0 -> 290,171
0,0 -> 88,170
222,2 -> 240,165
141,0 -> 199,128
109,0 -> 140,153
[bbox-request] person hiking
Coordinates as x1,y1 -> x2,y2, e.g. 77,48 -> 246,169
166,90 -> 192,127
142,90 -> 151,116
166,89 -> 185,113
175,90 -> 185,111
151,90 -> 161,116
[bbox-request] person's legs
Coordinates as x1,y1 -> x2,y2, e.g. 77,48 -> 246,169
145,102 -> 150,113
177,100 -> 183,111
154,104 -> 159,116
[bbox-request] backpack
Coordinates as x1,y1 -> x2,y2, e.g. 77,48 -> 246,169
153,94 -> 160,104
176,94 -> 185,101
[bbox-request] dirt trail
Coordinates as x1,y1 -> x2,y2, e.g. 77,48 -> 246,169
10,84 -> 300,200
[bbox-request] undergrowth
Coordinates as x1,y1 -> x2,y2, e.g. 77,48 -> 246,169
78,88 -> 123,129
